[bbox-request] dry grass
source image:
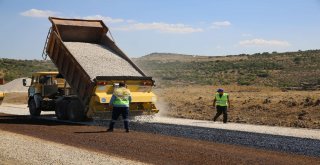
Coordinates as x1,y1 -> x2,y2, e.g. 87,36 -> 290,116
155,85 -> 320,129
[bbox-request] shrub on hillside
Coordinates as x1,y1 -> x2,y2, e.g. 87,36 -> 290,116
256,70 -> 269,78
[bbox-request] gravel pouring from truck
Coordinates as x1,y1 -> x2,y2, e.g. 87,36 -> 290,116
42,17 -> 158,121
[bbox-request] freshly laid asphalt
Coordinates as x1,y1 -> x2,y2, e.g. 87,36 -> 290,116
0,113 -> 319,165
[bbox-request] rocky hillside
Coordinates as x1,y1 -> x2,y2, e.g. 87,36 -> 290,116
0,59 -> 56,82
1,49 -> 320,88
134,50 -> 320,88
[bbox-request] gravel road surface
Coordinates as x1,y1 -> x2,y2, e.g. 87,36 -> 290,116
128,119 -> 320,157
0,103 -> 54,115
0,129 -> 145,165
141,116 -> 320,140
0,113 -> 319,165
1,104 -> 320,157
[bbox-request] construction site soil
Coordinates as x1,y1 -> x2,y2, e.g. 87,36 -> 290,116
156,85 -> 320,129
0,113 -> 319,165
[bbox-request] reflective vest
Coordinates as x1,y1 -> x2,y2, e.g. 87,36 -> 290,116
215,93 -> 228,106
113,87 -> 131,106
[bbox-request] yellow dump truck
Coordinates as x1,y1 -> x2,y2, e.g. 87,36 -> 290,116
24,17 -> 158,121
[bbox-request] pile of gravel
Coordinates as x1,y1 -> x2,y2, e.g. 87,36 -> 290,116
64,42 -> 143,80
0,78 -> 30,93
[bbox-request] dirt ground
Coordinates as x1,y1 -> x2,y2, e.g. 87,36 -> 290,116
155,85 -> 320,129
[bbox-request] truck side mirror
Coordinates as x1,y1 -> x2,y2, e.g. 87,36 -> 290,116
22,79 -> 27,86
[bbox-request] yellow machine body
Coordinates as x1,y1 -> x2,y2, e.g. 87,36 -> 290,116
88,79 -> 158,115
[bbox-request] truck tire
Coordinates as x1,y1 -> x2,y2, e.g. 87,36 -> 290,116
67,99 -> 85,122
29,98 -> 41,116
55,99 -> 69,120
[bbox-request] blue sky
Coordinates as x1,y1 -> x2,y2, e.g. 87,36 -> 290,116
1,0 -> 320,59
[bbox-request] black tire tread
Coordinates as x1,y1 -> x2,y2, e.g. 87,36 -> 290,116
55,99 -> 69,120
67,99 -> 85,122
28,98 -> 41,116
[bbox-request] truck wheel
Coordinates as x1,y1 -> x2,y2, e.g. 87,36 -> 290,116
29,99 -> 41,116
67,99 -> 85,122
55,99 -> 69,120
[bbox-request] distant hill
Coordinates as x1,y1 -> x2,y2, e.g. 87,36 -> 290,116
133,52 -> 247,62
1,49 -> 320,88
134,50 -> 320,87
0,59 -> 56,82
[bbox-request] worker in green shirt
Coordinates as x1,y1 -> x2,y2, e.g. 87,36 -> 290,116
213,88 -> 231,123
107,82 -> 132,133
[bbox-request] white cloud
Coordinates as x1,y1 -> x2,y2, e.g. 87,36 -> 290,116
82,14 -> 202,33
20,9 -> 58,18
215,45 -> 223,49
239,38 -> 290,47
241,33 -> 253,37
211,21 -> 231,29
115,22 -> 203,33
126,19 -> 136,23
83,15 -> 124,23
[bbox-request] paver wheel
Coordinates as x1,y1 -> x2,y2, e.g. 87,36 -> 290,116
67,99 -> 85,122
55,99 -> 69,120
29,98 -> 41,116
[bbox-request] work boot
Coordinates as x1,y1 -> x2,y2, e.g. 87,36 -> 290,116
124,121 -> 129,131
107,121 -> 115,132
125,129 -> 129,133
107,122 -> 114,132
212,117 -> 217,122
106,128 -> 113,132
223,117 -> 227,123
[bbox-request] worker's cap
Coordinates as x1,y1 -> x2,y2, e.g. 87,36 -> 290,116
217,88 -> 224,92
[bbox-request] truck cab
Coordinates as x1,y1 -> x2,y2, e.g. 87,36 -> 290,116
23,72 -> 65,116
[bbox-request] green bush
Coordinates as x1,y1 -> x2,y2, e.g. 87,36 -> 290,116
256,70 -> 269,78
293,57 -> 302,64
237,79 -> 252,86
